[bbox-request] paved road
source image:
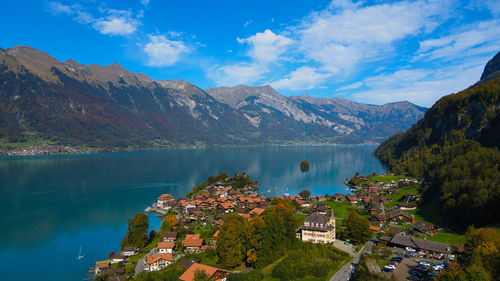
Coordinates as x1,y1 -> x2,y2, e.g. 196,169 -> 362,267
135,248 -> 157,276
330,240 -> 374,281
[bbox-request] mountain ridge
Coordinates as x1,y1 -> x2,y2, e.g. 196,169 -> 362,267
0,45 -> 426,151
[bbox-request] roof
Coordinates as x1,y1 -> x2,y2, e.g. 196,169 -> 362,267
220,202 -> 234,209
304,211 -> 330,225
122,246 -> 138,252
96,260 -> 110,268
369,226 -> 381,231
250,207 -> 265,215
412,221 -> 436,232
162,231 -> 178,239
158,194 -> 174,200
213,230 -> 219,238
387,208 -> 412,219
111,254 -> 126,259
146,253 -> 173,264
183,234 -> 203,247
157,241 -> 175,249
390,233 -> 453,254
384,226 -> 402,237
179,263 -> 227,281
301,211 -> 334,232
239,213 -> 251,219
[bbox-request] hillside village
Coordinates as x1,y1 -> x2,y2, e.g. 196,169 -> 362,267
92,173 -> 462,281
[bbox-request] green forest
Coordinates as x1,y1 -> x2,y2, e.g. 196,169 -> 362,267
374,75 -> 500,227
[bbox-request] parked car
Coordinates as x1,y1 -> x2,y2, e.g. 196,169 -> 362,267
384,264 -> 396,270
419,260 -> 431,266
410,270 -> 424,277
392,256 -> 403,262
407,275 -> 420,281
383,267 -> 394,272
428,271 -> 439,277
406,247 -> 416,252
449,255 -> 455,261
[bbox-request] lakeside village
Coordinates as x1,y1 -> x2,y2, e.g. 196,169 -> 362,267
91,172 -> 464,281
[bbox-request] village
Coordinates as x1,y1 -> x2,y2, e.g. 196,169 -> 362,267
91,172 -> 463,281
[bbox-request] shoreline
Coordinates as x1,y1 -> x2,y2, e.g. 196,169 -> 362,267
0,142 -> 381,157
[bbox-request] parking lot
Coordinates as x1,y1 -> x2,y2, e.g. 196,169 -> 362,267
380,256 -> 448,280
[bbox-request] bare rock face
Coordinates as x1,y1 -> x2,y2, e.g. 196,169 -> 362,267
0,45 -> 426,148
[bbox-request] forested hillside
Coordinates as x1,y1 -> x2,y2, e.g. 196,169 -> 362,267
375,52 -> 500,227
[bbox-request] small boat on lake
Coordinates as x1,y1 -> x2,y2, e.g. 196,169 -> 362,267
76,246 -> 86,260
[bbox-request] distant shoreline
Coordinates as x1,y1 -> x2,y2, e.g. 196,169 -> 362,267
0,142 -> 380,157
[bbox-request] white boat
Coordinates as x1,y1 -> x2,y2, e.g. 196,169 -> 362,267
76,246 -> 86,260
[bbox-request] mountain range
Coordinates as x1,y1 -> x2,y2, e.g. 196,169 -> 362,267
0,46 -> 426,151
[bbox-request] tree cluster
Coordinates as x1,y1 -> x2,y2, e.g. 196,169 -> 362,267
435,226 -> 500,281
216,202 -> 298,269
120,213 -> 149,249
343,210 -> 371,244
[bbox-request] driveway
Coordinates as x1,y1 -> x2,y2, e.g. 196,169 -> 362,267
135,248 -> 157,276
330,240 -> 374,281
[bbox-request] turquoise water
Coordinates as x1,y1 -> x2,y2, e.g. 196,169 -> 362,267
0,146 -> 384,281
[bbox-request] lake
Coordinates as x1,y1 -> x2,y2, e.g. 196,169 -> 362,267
0,146 -> 385,281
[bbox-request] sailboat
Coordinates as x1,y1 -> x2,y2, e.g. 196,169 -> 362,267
76,246 -> 86,260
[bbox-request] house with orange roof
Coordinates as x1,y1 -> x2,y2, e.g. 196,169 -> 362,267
145,253 -> 173,271
157,241 -> 175,254
250,207 -> 265,216
182,234 -> 204,252
178,263 -> 228,281
218,202 -> 234,213
239,213 -> 251,219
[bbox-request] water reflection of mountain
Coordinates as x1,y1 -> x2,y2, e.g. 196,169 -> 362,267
0,146 -> 384,248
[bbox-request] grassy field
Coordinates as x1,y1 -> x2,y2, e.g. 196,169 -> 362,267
369,174 -> 405,182
385,186 -> 419,208
426,231 -> 465,246
407,196 -> 443,226
315,201 -> 355,219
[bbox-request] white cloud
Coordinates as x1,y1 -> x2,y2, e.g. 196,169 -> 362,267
93,17 -> 138,35
337,81 -> 363,91
237,29 -> 293,63
297,0 -> 451,72
141,0 -> 150,6
47,2 -> 73,14
144,35 -> 189,67
46,2 -> 140,36
271,67 -> 333,90
209,29 -> 293,86
350,62 -> 486,107
417,19 -> 500,61
208,63 -> 268,86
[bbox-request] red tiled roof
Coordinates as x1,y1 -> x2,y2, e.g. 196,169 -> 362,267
183,234 -> 203,247
146,253 -> 173,264
179,263 -> 227,281
157,241 -> 175,249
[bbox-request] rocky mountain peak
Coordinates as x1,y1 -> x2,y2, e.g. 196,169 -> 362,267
480,51 -> 500,81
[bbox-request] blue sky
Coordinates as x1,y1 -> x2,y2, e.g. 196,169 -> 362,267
1,0 -> 499,107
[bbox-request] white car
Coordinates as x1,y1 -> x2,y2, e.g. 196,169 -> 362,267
384,264 -> 396,270
449,255 -> 455,261
419,261 -> 431,267
406,247 -> 416,252
432,265 -> 444,271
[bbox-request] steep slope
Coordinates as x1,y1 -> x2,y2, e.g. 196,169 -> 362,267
207,86 -> 426,144
0,46 -> 256,148
1,45 -> 426,151
374,51 -> 500,227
